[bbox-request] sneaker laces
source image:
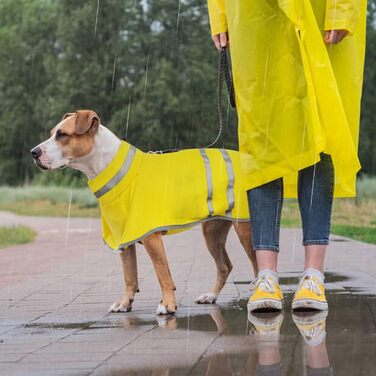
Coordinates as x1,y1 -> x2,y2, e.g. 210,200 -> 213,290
249,276 -> 276,293
300,275 -> 322,296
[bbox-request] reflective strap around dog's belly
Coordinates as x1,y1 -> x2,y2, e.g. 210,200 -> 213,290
199,148 -> 214,216
220,149 -> 235,216
94,145 -> 137,199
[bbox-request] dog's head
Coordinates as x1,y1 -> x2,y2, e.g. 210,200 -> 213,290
31,110 -> 100,170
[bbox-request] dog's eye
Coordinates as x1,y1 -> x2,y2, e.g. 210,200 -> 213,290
56,130 -> 69,140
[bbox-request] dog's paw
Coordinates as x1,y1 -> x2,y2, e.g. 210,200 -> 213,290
195,293 -> 217,304
108,300 -> 132,313
156,302 -> 176,316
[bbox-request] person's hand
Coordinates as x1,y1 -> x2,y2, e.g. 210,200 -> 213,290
212,32 -> 228,51
324,30 -> 349,44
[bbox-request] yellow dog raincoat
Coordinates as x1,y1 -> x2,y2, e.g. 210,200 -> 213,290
88,141 -> 249,251
208,0 -> 367,197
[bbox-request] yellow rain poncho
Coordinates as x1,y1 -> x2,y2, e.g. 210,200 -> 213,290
88,141 -> 249,251
208,0 -> 367,197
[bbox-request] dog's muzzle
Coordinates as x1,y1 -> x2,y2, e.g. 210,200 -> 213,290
30,146 -> 48,170
31,146 -> 42,159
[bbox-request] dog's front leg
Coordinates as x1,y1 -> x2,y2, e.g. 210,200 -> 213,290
109,244 -> 139,313
142,232 -> 176,315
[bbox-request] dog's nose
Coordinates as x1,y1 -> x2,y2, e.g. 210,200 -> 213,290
31,147 -> 42,159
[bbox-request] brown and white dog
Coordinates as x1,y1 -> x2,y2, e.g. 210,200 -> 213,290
31,110 -> 258,315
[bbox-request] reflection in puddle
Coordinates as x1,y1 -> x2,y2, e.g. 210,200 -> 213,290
105,292 -> 375,375
18,275 -> 376,375
24,322 -> 95,331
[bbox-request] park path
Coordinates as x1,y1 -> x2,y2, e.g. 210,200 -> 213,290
0,211 -> 376,375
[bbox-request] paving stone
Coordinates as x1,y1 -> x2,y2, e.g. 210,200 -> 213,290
1,212 -> 376,375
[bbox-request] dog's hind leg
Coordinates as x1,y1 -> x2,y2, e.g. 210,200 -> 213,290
195,220 -> 233,304
233,221 -> 258,278
142,232 -> 177,315
109,244 -> 139,313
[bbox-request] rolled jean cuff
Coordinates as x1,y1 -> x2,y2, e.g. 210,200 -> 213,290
256,363 -> 282,376
306,366 -> 333,376
253,245 -> 280,252
302,239 -> 329,246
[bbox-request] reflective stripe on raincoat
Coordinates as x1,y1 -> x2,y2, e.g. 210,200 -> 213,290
207,0 -> 367,197
88,141 -> 249,251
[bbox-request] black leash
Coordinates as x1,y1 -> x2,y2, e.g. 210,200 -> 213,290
205,46 -> 236,149
147,47 -> 235,154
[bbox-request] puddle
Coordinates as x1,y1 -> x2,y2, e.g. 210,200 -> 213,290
24,322 -> 95,330
5,274 -> 376,375
99,291 -> 376,375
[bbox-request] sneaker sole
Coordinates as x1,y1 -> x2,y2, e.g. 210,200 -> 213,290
292,299 -> 328,311
247,299 -> 283,312
292,310 -> 328,326
248,311 -> 284,327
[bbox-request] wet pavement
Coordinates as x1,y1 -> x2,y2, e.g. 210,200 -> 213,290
0,211 -> 376,375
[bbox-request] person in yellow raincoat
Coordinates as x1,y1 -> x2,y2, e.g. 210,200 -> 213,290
207,0 -> 367,312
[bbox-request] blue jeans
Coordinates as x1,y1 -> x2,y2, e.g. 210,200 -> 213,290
247,153 -> 334,252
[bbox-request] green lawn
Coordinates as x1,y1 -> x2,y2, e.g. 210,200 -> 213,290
0,178 -> 375,244
331,225 -> 376,244
281,198 -> 376,244
0,226 -> 37,249
0,185 -> 99,217
0,200 -> 100,218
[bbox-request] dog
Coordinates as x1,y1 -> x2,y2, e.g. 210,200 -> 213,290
31,110 -> 258,315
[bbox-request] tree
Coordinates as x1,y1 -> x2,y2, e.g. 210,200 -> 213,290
0,0 -> 57,184
0,0 -> 374,185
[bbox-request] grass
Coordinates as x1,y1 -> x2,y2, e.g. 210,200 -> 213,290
0,185 -> 100,217
0,226 -> 37,249
356,175 -> 376,200
281,198 -> 376,244
330,224 -> 376,244
0,185 -> 97,207
0,175 -> 374,243
0,200 -> 100,217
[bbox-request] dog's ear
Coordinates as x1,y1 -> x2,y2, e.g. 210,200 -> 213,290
74,110 -> 100,135
61,112 -> 76,122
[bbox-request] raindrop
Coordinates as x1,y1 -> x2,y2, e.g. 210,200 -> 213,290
309,164 -> 317,213
144,55 -> 149,97
226,97 -> 230,130
291,230 -> 297,268
263,43 -> 270,152
176,0 -> 182,35
125,97 -> 132,139
111,55 -> 117,90
328,2 -> 338,53
301,119 -> 307,153
64,188 -> 73,247
94,0 -> 100,40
